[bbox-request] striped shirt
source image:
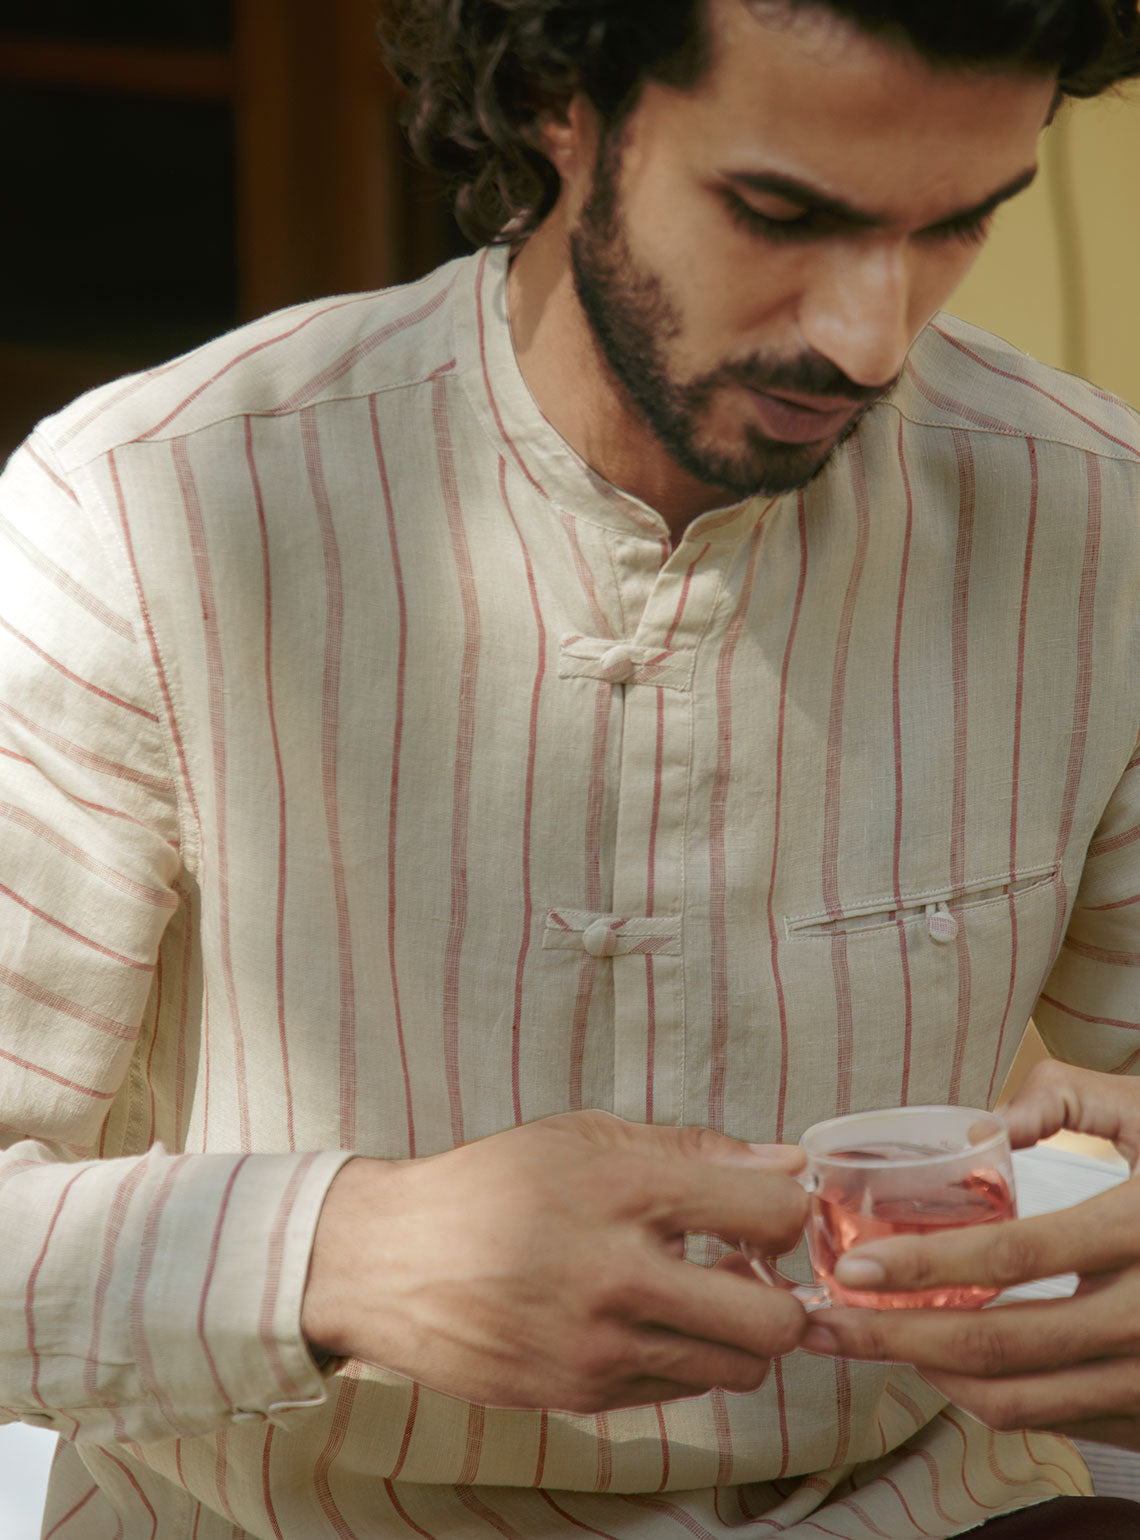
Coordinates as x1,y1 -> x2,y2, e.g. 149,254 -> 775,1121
2,243 -> 1139,1538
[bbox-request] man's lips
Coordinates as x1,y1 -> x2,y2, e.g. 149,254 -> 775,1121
744,386 -> 866,445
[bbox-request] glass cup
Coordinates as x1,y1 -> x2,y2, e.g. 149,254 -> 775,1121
746,1105 -> 1017,1309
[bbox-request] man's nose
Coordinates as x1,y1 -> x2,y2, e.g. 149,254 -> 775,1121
797,241 -> 914,391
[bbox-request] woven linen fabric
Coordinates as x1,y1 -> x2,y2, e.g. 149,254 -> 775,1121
1,243 -> 1139,1537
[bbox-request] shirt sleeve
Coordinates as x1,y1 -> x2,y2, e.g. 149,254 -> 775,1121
0,434 -> 350,1445
1034,737 -> 1140,1071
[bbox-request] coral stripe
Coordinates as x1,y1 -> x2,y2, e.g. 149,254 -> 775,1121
174,437 -> 252,1149
475,249 -> 547,497
0,961 -> 136,1041
1087,825 -> 1140,859
301,408 -> 357,1145
989,438 -> 1038,1104
0,616 -> 157,719
537,1490 -> 621,1538
128,1153 -> 195,1435
500,457 -> 548,1126
892,420 -> 916,1102
372,399 -> 417,1157
1036,991 -> 1140,1029
707,518 -> 768,1128
0,880 -> 153,969
771,498 -> 809,1146
384,1479 -> 437,1539
1048,454 -> 1103,964
245,415 -> 296,1149
26,1167 -> 90,1408
0,698 -> 172,793
314,1372 -> 362,1538
42,1483 -> 99,1538
932,324 -> 1140,457
85,1160 -> 150,1443
0,1042 -> 115,1098
947,429 -> 976,1103
102,1452 -> 158,1539
197,1157 -> 251,1408
107,448 -> 201,836
274,282 -> 454,414
902,360 -> 1020,433
434,374 -> 482,1148
0,802 -> 176,908
822,438 -> 872,1115
0,507 -> 132,639
136,291 -> 418,440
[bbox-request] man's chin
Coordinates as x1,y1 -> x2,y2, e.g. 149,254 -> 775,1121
686,431 -> 845,502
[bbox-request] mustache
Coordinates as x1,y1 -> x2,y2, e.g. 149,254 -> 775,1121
706,353 -> 898,405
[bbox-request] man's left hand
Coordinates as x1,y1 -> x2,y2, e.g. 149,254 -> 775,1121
798,1061 -> 1140,1450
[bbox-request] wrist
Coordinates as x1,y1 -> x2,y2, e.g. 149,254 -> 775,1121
301,1155 -> 406,1358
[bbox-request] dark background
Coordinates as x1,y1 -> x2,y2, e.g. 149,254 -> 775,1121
0,0 -> 467,460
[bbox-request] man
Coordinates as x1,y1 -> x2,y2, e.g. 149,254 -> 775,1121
1,0 -> 1139,1535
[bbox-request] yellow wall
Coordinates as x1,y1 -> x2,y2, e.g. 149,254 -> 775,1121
948,84 -> 1140,410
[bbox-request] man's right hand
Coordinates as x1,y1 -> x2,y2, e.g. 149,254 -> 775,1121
301,1110 -> 809,1413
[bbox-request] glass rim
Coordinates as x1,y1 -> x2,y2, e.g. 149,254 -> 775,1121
799,1104 -> 1008,1166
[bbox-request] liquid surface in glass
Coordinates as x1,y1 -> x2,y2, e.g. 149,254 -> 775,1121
809,1144 -> 1014,1309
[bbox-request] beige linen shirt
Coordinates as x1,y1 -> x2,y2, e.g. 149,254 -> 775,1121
2,245 -> 1140,1538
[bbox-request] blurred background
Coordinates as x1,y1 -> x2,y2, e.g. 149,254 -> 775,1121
0,1 -> 1138,464
0,0 -> 468,462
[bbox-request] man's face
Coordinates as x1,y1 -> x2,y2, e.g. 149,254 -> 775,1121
562,0 -> 1057,500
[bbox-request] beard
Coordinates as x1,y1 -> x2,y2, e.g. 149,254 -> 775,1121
568,129 -> 894,500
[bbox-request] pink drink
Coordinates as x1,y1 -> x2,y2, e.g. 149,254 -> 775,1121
808,1147 -> 1015,1309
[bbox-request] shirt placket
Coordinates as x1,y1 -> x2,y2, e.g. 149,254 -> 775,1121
549,527 -> 725,1126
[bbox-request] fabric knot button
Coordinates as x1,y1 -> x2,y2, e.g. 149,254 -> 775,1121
582,919 -> 619,957
925,902 -> 959,943
598,644 -> 636,683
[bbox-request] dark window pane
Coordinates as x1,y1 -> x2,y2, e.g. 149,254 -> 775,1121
0,1 -> 232,48
0,85 -> 236,359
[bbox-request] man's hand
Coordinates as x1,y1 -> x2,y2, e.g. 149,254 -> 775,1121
800,1061 -> 1140,1449
302,1111 -> 809,1413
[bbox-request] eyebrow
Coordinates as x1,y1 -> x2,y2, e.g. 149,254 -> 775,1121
723,165 -> 1039,231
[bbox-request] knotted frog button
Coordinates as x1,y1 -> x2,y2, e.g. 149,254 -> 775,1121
582,919 -> 619,957
598,644 -> 636,683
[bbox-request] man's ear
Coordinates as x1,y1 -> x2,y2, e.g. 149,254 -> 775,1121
534,94 -> 600,184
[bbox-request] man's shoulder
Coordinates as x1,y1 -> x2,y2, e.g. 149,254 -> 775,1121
40,256 -> 472,474
894,312 -> 1140,465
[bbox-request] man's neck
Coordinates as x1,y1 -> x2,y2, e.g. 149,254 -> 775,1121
506,218 -> 739,542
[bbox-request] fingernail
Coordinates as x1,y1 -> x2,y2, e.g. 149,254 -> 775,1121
833,1256 -> 886,1288
802,1323 -> 840,1355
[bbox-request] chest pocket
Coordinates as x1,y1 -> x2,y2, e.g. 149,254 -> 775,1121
778,860 -> 1065,1111
784,861 -> 1060,944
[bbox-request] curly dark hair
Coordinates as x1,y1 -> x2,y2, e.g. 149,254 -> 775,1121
382,0 -> 1140,245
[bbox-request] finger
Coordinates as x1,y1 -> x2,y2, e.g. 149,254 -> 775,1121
639,1253 -> 808,1360
1047,1416 -> 1140,1453
658,1160 -> 809,1252
635,1327 -> 774,1395
669,1125 -> 807,1175
601,1118 -> 806,1175
918,1356 -> 1140,1435
802,1287 -> 1134,1378
713,1250 -> 757,1280
832,1180 -> 1140,1295
1000,1060 -> 1140,1166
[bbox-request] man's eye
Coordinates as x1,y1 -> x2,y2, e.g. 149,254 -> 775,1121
922,214 -> 994,248
721,190 -> 819,242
